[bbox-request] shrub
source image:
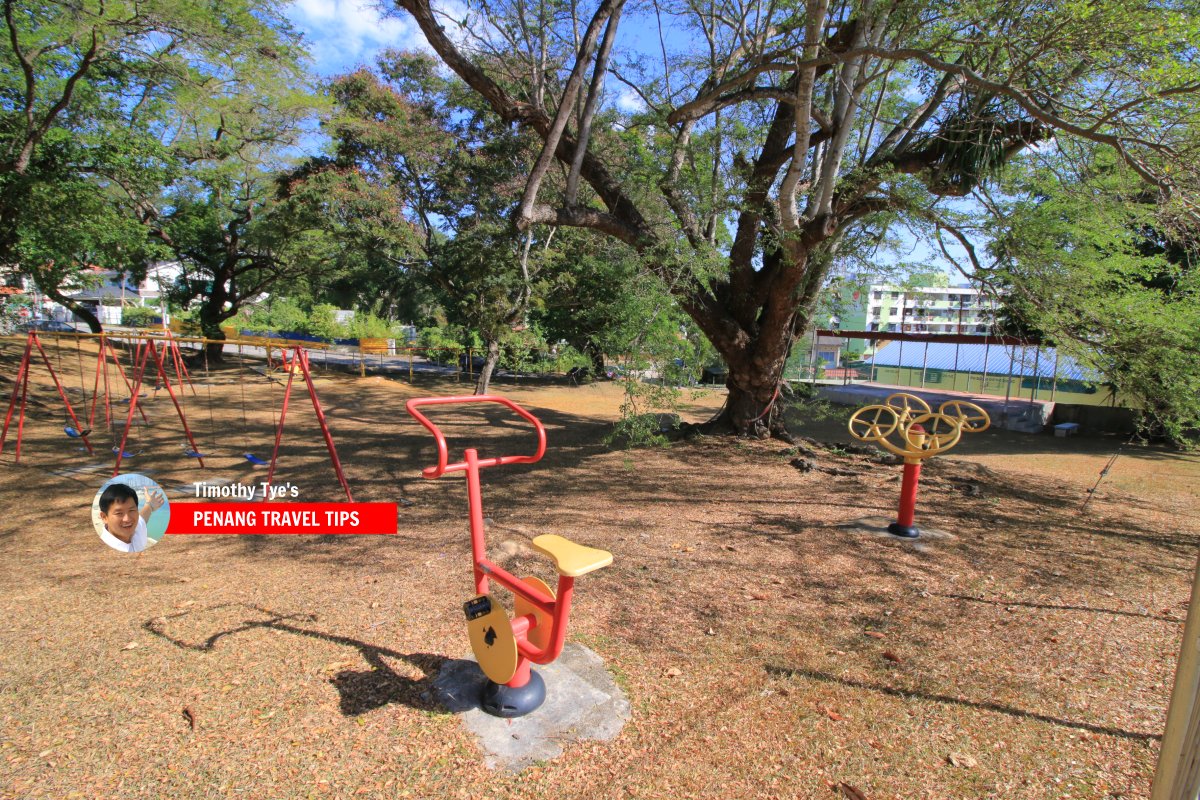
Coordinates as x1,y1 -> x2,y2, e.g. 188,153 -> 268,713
121,306 -> 161,328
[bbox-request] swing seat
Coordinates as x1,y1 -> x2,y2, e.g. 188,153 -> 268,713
184,449 -> 207,458
243,453 -> 269,466
64,426 -> 91,438
112,446 -> 135,457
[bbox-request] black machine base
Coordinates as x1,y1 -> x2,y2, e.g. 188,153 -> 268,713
887,522 -> 920,538
481,670 -> 546,718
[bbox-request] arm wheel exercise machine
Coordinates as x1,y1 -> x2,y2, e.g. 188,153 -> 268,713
406,395 -> 612,718
848,393 -> 990,538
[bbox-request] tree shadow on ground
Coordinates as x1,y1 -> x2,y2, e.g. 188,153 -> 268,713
144,603 -> 448,716
764,663 -> 1161,742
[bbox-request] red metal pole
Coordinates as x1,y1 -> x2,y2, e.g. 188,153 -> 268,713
89,335 -> 104,429
113,340 -> 152,475
102,342 -> 111,428
175,341 -> 195,394
108,341 -> 148,424
465,447 -> 489,596
896,461 -> 921,528
262,348 -> 298,501
297,348 -> 353,502
14,350 -> 30,462
30,333 -> 93,455
167,337 -> 195,396
146,342 -> 204,467
0,336 -> 33,457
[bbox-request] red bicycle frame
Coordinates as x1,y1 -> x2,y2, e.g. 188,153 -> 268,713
406,395 -> 579,686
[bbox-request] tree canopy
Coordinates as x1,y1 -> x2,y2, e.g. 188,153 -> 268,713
0,0 -> 312,331
986,152 -> 1200,445
388,0 -> 1200,436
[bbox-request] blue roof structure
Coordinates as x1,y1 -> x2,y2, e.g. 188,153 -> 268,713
866,341 -> 1100,382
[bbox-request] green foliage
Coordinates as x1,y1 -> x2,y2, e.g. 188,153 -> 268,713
417,325 -> 467,363
244,298 -> 309,334
341,313 -> 400,339
990,152 -> 1200,446
0,0 -> 311,331
607,379 -> 681,449
120,307 -> 161,328
306,305 -> 343,341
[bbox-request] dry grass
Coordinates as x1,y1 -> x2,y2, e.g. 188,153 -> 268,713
1,336 -> 1197,800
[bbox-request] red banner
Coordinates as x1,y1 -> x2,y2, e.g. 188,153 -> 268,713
165,503 -> 397,535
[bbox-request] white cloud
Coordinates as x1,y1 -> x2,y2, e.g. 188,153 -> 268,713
288,0 -> 433,75
614,87 -> 644,114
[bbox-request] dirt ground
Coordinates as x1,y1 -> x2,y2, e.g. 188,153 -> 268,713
1,335 -> 1198,800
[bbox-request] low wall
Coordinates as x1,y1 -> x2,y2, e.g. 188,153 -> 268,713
1051,403 -> 1138,435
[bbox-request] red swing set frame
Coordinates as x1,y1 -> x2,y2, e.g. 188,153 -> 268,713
1,332 -> 95,460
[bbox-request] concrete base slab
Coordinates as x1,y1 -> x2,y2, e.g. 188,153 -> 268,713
430,643 -> 630,771
840,516 -> 956,553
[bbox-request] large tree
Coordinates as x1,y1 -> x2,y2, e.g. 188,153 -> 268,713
388,0 -> 1200,437
326,58 -> 559,394
0,0 -> 308,331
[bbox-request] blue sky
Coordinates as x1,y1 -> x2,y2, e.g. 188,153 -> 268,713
287,0 -> 432,77
282,1 -> 968,282
287,0 -> 648,112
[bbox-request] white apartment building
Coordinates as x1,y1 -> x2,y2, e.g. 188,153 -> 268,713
861,284 -> 1001,334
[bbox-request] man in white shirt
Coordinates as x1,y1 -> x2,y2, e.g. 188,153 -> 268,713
98,483 -> 165,553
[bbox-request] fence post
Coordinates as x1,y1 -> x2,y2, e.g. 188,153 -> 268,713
1050,349 -> 1060,402
1150,552 -> 1200,800
981,341 -> 991,395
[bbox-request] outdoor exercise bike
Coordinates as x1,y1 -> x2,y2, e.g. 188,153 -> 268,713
848,393 -> 990,538
406,395 -> 613,718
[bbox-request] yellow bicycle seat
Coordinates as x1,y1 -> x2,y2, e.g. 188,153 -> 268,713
531,534 -> 613,577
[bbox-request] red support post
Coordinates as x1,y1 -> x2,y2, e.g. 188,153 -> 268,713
89,335 -> 105,430
896,461 -> 921,528
262,349 -> 299,501
465,448 -> 489,596
297,349 -> 353,502
29,333 -> 93,455
107,341 -> 148,425
145,342 -> 204,467
113,340 -> 153,475
0,336 -> 33,458
14,350 -> 30,462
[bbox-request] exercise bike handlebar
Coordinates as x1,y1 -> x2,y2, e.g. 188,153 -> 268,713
405,395 -> 547,479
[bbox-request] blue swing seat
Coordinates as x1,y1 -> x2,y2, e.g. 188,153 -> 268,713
243,453 -> 269,466
112,446 -> 135,458
64,426 -> 91,438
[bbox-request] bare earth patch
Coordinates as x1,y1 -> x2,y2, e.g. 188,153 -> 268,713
1,336 -> 1197,799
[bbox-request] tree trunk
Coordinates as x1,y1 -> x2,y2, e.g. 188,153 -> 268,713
199,304 -> 228,363
706,369 -> 789,440
474,338 -> 501,395
699,323 -> 797,440
584,340 -> 606,377
73,303 -> 102,334
38,284 -> 102,333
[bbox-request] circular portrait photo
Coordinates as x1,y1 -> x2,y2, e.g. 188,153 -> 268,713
92,474 -> 170,554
